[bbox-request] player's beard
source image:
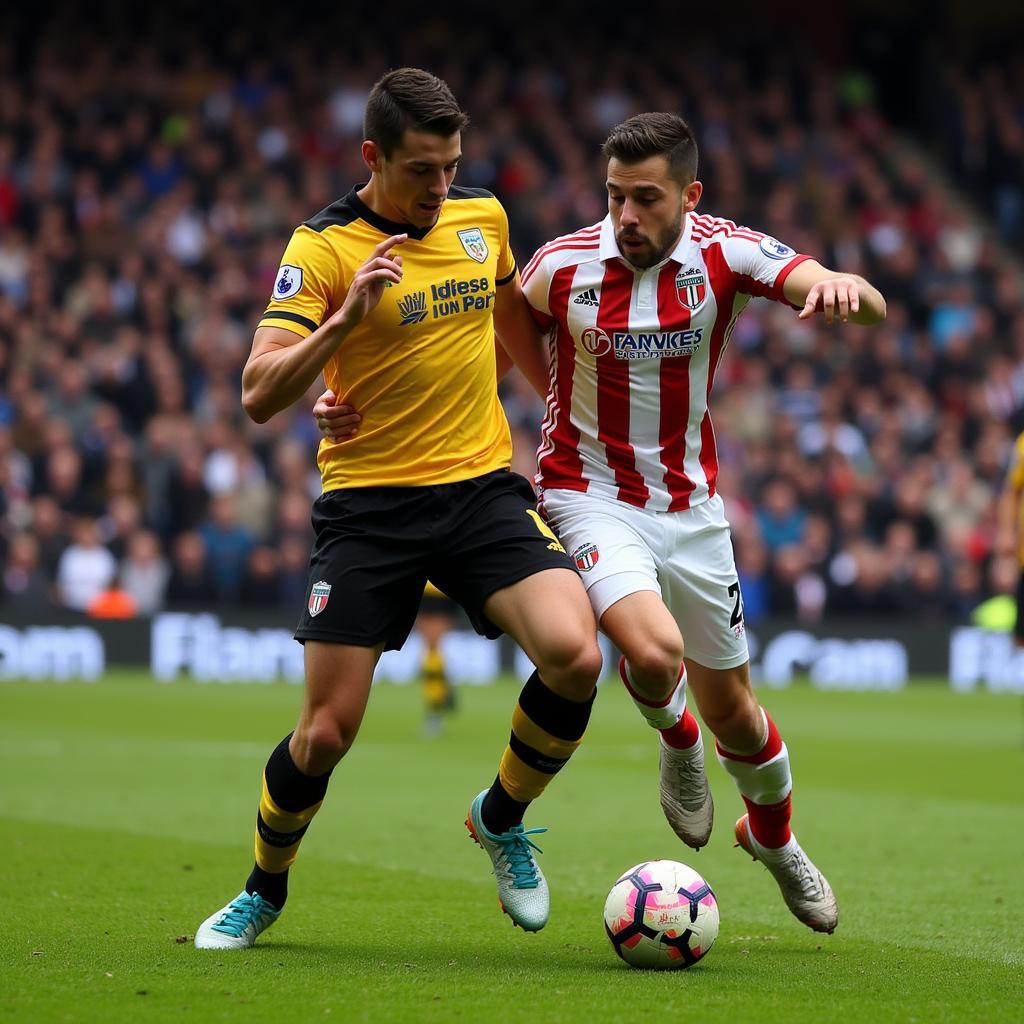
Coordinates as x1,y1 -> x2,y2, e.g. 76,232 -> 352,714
617,204 -> 685,269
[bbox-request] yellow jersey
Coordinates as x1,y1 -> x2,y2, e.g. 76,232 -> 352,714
260,186 -> 518,490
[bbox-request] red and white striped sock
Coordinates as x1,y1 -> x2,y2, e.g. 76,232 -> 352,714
618,656 -> 701,751
715,709 -> 793,849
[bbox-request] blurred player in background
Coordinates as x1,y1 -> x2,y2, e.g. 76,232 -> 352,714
418,582 -> 459,736
194,68 -> 602,950
995,430 -> 1024,645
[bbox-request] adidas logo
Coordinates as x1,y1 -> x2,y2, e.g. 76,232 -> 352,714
573,287 -> 599,307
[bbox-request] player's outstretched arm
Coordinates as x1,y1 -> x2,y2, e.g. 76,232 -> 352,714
493,276 -> 551,400
242,234 -> 406,423
782,259 -> 886,326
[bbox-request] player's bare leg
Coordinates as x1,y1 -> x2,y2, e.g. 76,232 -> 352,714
196,642 -> 379,949
601,591 -> 712,849
686,660 -> 838,933
467,568 -> 601,931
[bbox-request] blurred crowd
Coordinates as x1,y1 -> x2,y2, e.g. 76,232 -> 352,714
0,12 -> 1022,624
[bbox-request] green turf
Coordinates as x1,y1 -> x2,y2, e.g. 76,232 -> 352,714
2,672 -> 1022,1023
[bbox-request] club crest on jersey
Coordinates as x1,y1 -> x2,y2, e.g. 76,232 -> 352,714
308,580 -> 331,617
457,227 -> 489,264
675,267 -> 707,310
273,264 -> 303,300
572,542 -> 600,572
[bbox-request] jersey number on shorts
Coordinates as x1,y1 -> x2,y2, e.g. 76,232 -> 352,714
727,582 -> 744,628
526,509 -> 566,554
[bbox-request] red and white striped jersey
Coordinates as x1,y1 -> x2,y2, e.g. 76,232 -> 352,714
521,212 -> 811,512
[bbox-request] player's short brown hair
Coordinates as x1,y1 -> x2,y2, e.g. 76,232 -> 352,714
603,113 -> 699,185
364,68 -> 470,156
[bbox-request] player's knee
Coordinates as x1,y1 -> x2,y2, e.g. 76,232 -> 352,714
293,715 -> 358,774
623,636 -> 685,691
538,634 -> 602,700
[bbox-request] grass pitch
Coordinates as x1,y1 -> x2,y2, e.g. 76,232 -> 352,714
2,672 -> 1022,1023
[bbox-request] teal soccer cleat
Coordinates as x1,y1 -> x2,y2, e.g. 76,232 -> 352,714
194,891 -> 281,950
466,790 -> 550,932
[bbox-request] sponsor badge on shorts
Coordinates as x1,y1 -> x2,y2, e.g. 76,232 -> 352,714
572,543 -> 600,572
457,227 -> 488,264
273,264 -> 303,299
308,580 -> 331,617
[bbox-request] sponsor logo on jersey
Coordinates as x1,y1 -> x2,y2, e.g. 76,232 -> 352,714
581,327 -> 612,356
572,542 -> 600,571
273,264 -> 303,300
759,236 -> 796,260
398,291 -> 429,325
396,276 -> 495,325
308,580 -> 331,617
457,227 -> 489,264
675,268 -> 707,310
573,287 -> 600,307
612,328 -> 704,359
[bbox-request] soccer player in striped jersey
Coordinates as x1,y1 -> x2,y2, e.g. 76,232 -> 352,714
518,113 -> 886,934
194,69 -> 602,950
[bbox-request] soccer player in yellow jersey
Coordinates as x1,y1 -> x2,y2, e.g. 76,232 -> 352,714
996,430 -> 1024,646
194,69 -> 602,949
418,583 -> 458,737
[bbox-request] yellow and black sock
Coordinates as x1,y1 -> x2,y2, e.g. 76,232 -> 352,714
482,670 -> 595,835
244,733 -> 332,909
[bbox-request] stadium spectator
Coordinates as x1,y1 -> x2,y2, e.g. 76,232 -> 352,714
198,493 -> 253,601
55,516 -> 117,612
165,531 -> 216,608
120,529 -> 170,615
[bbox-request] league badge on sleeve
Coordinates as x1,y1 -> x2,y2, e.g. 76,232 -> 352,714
308,580 -> 331,617
273,264 -> 304,300
759,237 -> 796,260
457,228 -> 489,264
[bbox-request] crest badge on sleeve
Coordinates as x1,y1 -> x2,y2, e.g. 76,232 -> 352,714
457,227 -> 489,264
308,580 -> 331,617
675,267 -> 707,311
273,264 -> 303,300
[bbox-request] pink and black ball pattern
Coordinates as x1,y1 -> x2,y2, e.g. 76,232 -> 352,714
603,860 -> 720,969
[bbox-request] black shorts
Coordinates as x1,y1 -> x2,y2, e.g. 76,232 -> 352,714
295,469 -> 576,650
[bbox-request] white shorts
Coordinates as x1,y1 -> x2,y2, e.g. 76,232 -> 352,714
540,489 -> 749,670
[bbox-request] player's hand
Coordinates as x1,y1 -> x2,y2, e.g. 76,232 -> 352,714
797,276 -> 860,325
332,233 -> 407,329
313,388 -> 361,441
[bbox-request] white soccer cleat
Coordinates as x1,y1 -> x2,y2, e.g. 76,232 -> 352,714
734,815 -> 839,934
194,891 -> 281,950
659,738 -> 714,850
466,790 -> 550,932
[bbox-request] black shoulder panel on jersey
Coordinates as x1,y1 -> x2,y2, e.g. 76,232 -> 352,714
447,186 -> 496,200
304,192 -> 360,233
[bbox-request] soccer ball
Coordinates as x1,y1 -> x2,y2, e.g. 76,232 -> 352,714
603,860 -> 719,969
